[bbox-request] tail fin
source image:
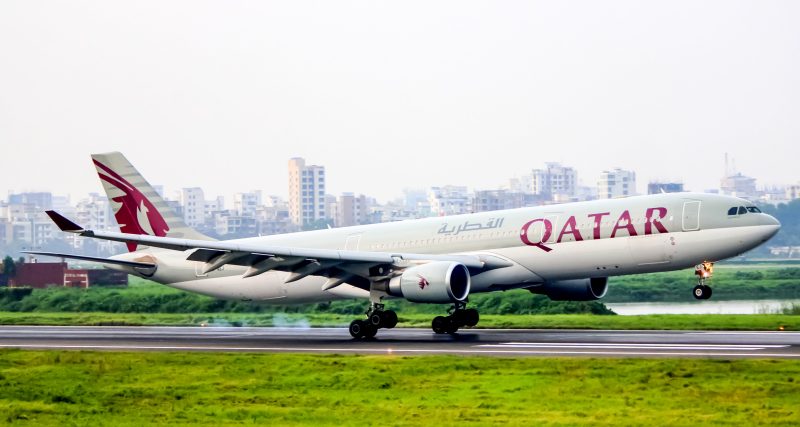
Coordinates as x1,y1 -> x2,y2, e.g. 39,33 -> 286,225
91,152 -> 214,251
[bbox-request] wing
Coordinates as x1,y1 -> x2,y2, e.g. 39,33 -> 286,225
45,211 -> 512,290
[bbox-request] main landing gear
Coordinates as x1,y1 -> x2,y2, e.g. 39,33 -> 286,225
349,303 -> 398,339
693,262 -> 714,300
432,303 -> 479,334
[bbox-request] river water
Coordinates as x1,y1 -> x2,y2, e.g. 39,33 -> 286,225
605,299 -> 800,315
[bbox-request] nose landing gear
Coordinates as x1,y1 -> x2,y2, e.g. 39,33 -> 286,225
693,262 -> 714,300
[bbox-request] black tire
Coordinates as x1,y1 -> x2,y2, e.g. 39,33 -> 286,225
363,324 -> 378,339
693,285 -> 706,300
349,319 -> 366,339
383,310 -> 398,329
369,312 -> 383,327
432,316 -> 448,334
704,286 -> 713,300
463,308 -> 479,327
445,317 -> 459,334
452,310 -> 466,326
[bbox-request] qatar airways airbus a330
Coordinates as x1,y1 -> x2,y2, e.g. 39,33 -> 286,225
29,152 -> 780,338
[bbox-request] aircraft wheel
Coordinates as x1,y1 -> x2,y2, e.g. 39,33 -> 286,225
693,285 -> 712,300
363,323 -> 378,339
432,316 -> 448,334
445,317 -> 460,334
463,308 -> 479,327
382,310 -> 398,329
349,319 -> 367,339
369,311 -> 383,327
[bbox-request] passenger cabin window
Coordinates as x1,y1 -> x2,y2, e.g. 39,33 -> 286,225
727,207 -> 738,216
737,206 -> 747,215
747,206 -> 762,213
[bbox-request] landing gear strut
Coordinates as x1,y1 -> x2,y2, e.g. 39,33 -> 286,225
693,262 -> 714,300
432,303 -> 479,334
349,303 -> 398,339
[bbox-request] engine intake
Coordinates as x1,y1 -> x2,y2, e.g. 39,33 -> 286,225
388,261 -> 471,303
528,277 -> 608,301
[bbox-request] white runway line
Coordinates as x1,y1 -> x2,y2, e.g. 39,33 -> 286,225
0,343 -> 799,358
478,342 -> 789,351
687,331 -> 800,336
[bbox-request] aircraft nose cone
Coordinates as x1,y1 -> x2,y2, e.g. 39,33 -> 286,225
760,214 -> 780,241
764,214 -> 781,228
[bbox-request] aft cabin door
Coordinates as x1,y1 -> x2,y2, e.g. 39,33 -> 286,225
682,201 -> 701,231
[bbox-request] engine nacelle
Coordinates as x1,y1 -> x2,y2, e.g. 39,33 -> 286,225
388,261 -> 471,303
528,277 -> 609,301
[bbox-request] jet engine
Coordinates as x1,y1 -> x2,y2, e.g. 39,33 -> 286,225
388,261 -> 471,303
527,277 -> 608,301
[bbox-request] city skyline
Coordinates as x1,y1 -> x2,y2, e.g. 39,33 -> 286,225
1,2 -> 798,204
1,154 -> 796,257
2,152 -> 792,207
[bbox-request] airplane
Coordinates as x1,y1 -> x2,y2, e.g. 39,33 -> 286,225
27,152 -> 781,338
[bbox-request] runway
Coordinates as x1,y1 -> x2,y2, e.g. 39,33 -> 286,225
1,326 -> 800,358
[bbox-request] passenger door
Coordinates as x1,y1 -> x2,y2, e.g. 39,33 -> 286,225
682,201 -> 701,231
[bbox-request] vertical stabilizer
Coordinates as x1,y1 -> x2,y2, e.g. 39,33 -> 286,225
91,152 -> 214,251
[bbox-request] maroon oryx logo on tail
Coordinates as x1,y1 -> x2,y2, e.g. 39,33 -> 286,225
418,275 -> 430,290
94,160 -> 169,251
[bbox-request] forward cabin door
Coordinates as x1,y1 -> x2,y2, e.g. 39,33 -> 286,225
682,201 -> 701,232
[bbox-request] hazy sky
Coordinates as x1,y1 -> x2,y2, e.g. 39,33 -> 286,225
1,1 -> 798,204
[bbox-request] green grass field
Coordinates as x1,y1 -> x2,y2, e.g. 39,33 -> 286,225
0,350 -> 798,426
0,311 -> 799,331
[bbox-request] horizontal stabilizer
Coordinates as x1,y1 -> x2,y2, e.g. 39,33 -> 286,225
22,251 -> 156,269
45,211 -> 83,232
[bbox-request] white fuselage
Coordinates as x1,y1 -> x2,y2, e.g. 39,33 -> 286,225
114,193 -> 780,304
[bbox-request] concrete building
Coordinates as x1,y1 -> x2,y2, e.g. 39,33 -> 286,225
720,173 -> 757,200
472,190 -> 525,213
786,184 -> 800,201
234,191 -> 262,217
7,192 -> 53,210
428,186 -> 470,216
598,168 -> 636,199
213,210 -> 256,236
178,188 -> 207,228
529,163 -> 577,200
288,158 -> 327,226
647,182 -> 684,195
254,200 -> 293,236
75,193 -> 113,232
336,193 -> 369,227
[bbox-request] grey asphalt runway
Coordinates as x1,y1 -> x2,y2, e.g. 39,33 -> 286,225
1,326 -> 800,358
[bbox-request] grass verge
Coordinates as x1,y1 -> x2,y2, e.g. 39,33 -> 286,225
0,312 -> 798,331
0,350 -> 798,426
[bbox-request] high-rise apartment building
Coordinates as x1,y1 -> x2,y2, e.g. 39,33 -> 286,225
178,188 -> 207,228
336,193 -> 369,227
598,168 -> 636,199
428,186 -> 470,216
288,158 -> 326,226
529,163 -> 577,200
234,191 -> 262,217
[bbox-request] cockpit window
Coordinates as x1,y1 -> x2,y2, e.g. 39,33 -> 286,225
746,206 -> 762,213
737,206 -> 747,215
727,207 -> 738,216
